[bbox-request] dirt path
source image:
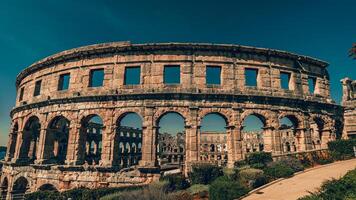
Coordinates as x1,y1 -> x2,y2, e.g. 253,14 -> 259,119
243,159 -> 356,200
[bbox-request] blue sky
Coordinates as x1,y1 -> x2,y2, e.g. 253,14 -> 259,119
0,0 -> 355,146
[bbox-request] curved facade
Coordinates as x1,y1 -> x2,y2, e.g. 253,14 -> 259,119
1,42 -> 343,197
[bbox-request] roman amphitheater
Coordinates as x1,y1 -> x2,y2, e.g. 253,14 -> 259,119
0,41 -> 349,199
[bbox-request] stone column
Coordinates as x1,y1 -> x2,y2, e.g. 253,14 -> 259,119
100,124 -> 115,167
262,126 -> 274,153
35,128 -> 51,164
5,132 -> 16,162
272,129 -> 282,155
321,128 -> 332,149
65,122 -> 83,165
184,107 -> 199,175
139,106 -> 157,168
13,131 -> 23,162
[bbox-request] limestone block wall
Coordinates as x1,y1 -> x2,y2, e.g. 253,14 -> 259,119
341,78 -> 356,138
0,42 -> 342,197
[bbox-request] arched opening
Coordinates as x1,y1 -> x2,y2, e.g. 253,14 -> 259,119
242,114 -> 266,154
38,184 -> 57,192
80,115 -> 103,165
115,112 -> 142,168
335,119 -> 343,140
157,112 -> 185,170
279,116 -> 298,153
44,116 -> 70,164
1,178 -> 8,200
12,177 -> 29,199
199,113 -> 228,166
19,116 -> 41,163
8,123 -> 18,160
310,117 -> 325,150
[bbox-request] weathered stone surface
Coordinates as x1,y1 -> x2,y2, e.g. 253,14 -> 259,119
341,77 -> 356,138
0,42 -> 344,199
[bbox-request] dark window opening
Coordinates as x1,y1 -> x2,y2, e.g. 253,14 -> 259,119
206,66 -> 221,85
58,73 -> 70,91
124,66 -> 141,85
19,87 -> 24,101
308,77 -> 316,94
245,68 -> 258,87
164,65 -> 180,84
34,80 -> 42,96
89,69 -> 104,87
280,72 -> 291,90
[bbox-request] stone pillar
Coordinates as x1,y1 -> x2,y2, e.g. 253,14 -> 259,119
5,132 -> 17,162
341,78 -> 352,102
184,107 -> 199,175
321,128 -> 332,149
35,128 -> 49,164
65,122 -> 83,165
262,126 -> 274,153
100,124 -> 115,167
273,129 -> 282,155
13,131 -> 23,162
139,106 -> 157,168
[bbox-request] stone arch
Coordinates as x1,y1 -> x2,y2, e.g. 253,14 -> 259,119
43,116 -> 70,164
199,112 -> 228,166
278,113 -> 302,129
198,109 -> 232,126
114,111 -> 143,168
12,177 -> 29,199
155,110 -> 187,168
1,177 -> 9,200
38,184 -> 58,191
79,114 -> 104,165
240,110 -> 269,127
19,116 -> 41,163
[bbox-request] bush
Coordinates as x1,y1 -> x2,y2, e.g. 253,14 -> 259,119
279,157 -> 305,173
189,164 -> 223,184
246,152 -> 273,169
328,139 -> 356,160
264,162 -> 294,179
161,174 -> 190,191
234,160 -> 248,168
236,168 -> 268,189
25,186 -> 145,200
316,157 -> 333,165
101,181 -> 192,200
209,176 -> 248,200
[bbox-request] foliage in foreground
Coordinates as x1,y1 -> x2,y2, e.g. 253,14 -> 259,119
209,176 -> 249,200
101,181 -> 193,200
328,139 -> 356,160
298,167 -> 356,200
189,163 -> 223,184
25,186 -> 145,200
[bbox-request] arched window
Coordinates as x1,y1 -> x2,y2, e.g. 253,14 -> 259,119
157,112 -> 185,167
116,112 -> 143,168
242,114 -> 265,154
81,115 -> 103,165
200,113 -> 228,166
19,116 -> 41,163
44,116 -> 70,164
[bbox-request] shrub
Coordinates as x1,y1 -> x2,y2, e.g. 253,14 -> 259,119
25,186 -> 145,200
316,157 -> 333,165
246,152 -> 273,169
187,184 -> 209,195
237,168 -> 268,189
264,162 -> 294,179
234,160 -> 248,168
189,163 -> 223,184
161,174 -> 190,191
209,176 -> 249,200
328,139 -> 356,160
279,157 -> 304,173
101,181 -> 192,200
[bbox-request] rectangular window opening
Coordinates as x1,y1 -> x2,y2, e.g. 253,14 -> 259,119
206,66 -> 221,85
308,77 -> 316,94
34,80 -> 42,96
19,87 -> 24,101
245,68 -> 258,87
58,73 -> 70,91
124,66 -> 141,85
89,69 -> 104,87
280,72 -> 291,90
164,65 -> 180,84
